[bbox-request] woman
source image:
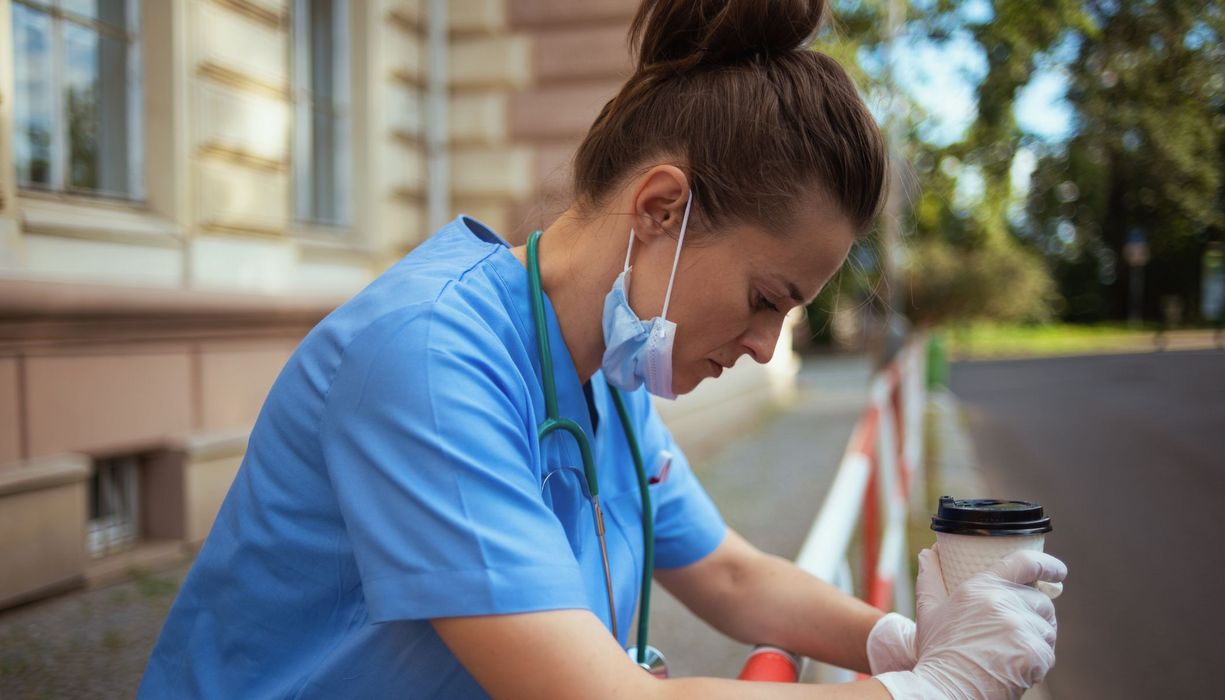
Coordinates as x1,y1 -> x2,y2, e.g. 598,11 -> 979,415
140,0 -> 1064,697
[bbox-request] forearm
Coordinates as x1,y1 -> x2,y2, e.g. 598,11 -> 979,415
722,551 -> 884,672
657,530 -> 885,673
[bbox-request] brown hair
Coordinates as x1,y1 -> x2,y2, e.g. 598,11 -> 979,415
573,0 -> 887,236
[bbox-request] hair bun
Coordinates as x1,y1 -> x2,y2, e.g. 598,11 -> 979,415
630,0 -> 828,71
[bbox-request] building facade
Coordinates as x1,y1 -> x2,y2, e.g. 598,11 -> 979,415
0,0 -> 798,608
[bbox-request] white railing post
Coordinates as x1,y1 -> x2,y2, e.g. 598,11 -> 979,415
794,453 -> 872,582
903,339 -> 928,512
761,334 -> 931,684
872,374 -> 898,512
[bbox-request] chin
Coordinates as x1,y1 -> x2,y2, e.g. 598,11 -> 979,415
671,373 -> 705,397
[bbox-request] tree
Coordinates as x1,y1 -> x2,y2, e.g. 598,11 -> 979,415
824,1 -> 1225,329
1025,0 -> 1225,322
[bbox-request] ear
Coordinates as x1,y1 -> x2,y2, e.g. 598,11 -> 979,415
631,165 -> 690,245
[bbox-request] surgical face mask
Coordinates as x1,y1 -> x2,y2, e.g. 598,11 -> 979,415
600,192 -> 693,400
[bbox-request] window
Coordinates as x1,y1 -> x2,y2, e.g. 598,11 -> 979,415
88,455 -> 141,557
11,0 -> 142,199
292,0 -> 351,227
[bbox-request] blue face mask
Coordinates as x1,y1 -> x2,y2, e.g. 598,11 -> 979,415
600,192 -> 693,400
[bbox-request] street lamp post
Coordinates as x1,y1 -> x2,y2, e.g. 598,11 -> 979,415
1123,228 -> 1150,328
1203,243 -> 1224,348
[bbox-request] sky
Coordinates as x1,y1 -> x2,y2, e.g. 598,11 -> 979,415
883,7 -> 1078,218
891,29 -> 1075,147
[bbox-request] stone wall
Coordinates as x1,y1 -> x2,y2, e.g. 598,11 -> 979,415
448,0 -> 637,240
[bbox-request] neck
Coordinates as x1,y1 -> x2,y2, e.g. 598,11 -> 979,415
512,207 -> 626,385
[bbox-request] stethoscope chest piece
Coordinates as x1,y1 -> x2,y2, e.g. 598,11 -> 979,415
626,645 -> 669,679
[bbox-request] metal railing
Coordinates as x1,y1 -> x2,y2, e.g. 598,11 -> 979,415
738,338 -> 928,683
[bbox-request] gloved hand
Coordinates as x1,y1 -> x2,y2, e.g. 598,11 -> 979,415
875,547 -> 1067,700
866,612 -> 917,674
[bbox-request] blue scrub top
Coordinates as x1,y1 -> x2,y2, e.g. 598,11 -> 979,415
139,216 -> 727,699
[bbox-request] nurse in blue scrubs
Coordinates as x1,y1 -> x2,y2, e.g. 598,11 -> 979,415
140,0 -> 1066,698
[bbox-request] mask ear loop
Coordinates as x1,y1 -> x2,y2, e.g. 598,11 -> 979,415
658,191 -> 693,328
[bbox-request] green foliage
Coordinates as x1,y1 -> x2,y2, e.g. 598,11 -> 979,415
904,236 -> 1057,325
822,0 -> 1069,328
1024,0 -> 1225,322
805,234 -> 884,342
889,130 -> 1058,326
822,0 -> 1224,329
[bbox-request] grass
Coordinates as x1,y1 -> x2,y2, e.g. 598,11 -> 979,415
942,322 -> 1180,360
128,567 -> 178,601
100,630 -> 126,651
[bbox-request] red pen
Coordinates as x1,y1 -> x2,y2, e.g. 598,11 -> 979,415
648,450 -> 672,485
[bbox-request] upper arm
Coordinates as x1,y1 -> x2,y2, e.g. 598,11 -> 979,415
320,308 -> 588,622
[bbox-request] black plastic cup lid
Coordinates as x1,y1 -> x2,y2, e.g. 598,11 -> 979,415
930,496 -> 1052,536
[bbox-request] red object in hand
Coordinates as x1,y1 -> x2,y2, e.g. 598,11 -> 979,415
737,646 -> 800,683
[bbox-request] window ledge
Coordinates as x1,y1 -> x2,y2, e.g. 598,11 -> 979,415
18,192 -> 184,248
293,223 -> 378,262
0,276 -> 345,318
0,454 -> 92,498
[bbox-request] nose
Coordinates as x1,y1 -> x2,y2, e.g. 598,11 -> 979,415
740,316 -> 785,364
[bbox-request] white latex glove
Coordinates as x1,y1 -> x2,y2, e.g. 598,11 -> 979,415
867,612 -> 917,674
875,547 -> 1067,700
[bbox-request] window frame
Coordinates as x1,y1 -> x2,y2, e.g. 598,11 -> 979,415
11,0 -> 145,202
87,454 -> 141,558
291,0 -> 352,230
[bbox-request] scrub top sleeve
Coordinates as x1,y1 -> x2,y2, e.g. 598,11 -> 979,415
633,392 -> 727,570
320,308 -> 589,624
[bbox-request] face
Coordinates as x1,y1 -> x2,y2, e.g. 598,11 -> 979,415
626,194 -> 857,396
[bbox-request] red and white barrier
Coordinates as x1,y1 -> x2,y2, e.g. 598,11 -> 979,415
737,339 -> 928,683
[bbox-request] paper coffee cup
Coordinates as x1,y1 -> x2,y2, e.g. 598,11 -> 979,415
931,496 -> 1055,595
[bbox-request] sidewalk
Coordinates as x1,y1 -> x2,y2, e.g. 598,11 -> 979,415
0,562 -> 189,698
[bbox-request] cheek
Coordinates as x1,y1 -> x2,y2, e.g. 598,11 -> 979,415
675,295 -> 749,356
670,252 -> 753,354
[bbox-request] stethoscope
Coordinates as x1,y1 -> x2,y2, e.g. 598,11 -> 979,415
526,229 -> 668,677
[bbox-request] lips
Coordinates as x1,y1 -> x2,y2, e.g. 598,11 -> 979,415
708,359 -> 725,378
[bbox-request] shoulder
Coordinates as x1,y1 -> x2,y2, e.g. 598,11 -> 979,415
293,217 -> 536,417
319,218 -> 526,374
331,292 -> 525,400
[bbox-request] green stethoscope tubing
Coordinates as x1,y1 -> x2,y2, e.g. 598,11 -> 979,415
526,230 -> 655,665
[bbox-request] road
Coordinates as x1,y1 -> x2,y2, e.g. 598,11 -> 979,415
951,349 -> 1225,700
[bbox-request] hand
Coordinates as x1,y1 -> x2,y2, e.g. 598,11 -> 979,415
875,547 -> 1067,700
867,612 -> 916,674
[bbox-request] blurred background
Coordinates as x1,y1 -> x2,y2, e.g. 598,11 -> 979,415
801,0 -> 1224,354
0,0 -> 1221,698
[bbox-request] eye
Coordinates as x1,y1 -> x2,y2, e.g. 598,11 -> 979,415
754,292 -> 781,314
